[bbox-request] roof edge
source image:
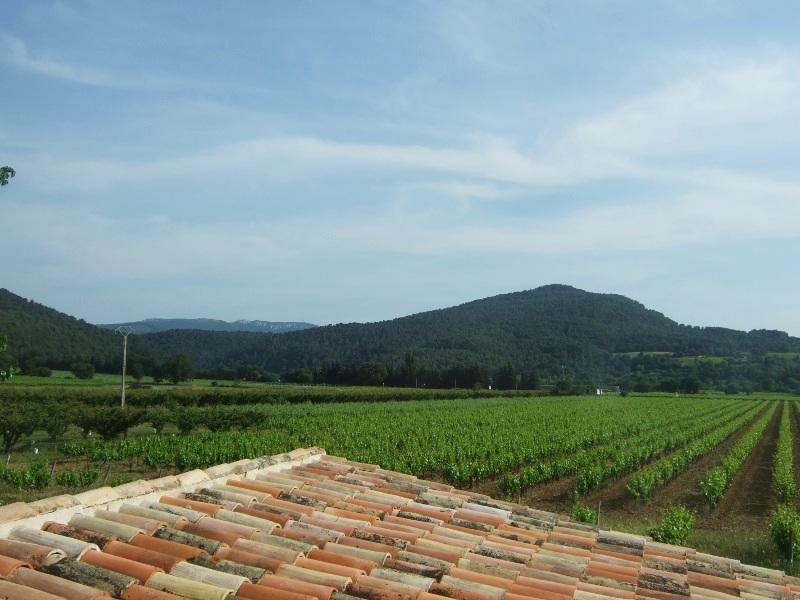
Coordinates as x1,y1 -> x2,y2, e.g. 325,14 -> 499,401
0,446 -> 327,538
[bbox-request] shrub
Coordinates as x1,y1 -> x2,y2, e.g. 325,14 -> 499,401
648,504 -> 695,545
28,366 -> 52,377
70,362 -> 95,380
0,405 -> 44,455
571,502 -> 598,524
174,407 -> 200,435
108,474 -> 136,487
55,466 -> 100,488
74,408 -> 144,440
773,403 -> 796,503
769,505 -> 800,560
43,402 -> 72,440
146,407 -> 174,434
575,464 -> 604,495
0,460 -> 51,489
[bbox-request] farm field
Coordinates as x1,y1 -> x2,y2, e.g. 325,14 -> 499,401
0,386 -> 797,570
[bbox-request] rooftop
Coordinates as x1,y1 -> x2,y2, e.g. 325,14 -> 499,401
0,447 -> 792,600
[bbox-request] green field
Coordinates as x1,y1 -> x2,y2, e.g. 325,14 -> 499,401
10,369 -> 269,388
0,381 -> 798,572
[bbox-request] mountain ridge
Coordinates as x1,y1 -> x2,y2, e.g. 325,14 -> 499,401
1,285 -> 799,390
98,317 -> 316,335
133,284 -> 800,376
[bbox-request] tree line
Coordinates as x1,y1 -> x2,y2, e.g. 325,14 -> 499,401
3,284 -> 800,393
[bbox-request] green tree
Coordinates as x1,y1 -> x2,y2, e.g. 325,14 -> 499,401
522,369 -> 540,390
679,375 -> 701,394
43,402 -> 73,440
174,407 -> 200,434
402,352 -> 417,387
0,332 -> 14,382
146,406 -> 173,434
0,354 -> 14,381
128,360 -> 145,382
283,365 -> 313,384
554,378 -> 574,395
0,405 -> 42,456
770,505 -> 800,561
75,408 -> 143,440
163,353 -> 194,384
648,504 -> 695,545
357,361 -> 388,386
0,166 -> 14,186
495,362 -> 520,390
71,362 -> 95,380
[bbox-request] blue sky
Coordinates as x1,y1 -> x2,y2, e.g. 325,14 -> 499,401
2,1 -> 799,334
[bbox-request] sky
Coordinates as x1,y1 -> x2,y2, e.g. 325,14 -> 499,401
1,1 -> 800,334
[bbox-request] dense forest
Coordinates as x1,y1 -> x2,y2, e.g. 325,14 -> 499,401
1,285 -> 799,392
0,289 -> 119,372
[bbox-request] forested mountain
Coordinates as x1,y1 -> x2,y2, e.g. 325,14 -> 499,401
0,289 -> 119,370
137,285 -> 800,377
99,318 -> 316,334
2,285 -> 799,391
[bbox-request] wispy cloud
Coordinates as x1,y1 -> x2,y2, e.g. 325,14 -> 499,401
436,4 -> 499,68
25,135 -> 558,190
18,51 -> 798,194
562,56 -> 800,158
0,35 -> 193,91
328,194 -> 800,257
3,184 -> 798,289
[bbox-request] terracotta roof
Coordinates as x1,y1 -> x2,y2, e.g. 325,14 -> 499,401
0,447 -> 794,599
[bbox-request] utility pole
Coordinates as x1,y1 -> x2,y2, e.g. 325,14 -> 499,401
115,326 -> 134,408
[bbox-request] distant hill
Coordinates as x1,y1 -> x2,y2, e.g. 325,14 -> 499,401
2,285 -> 799,389
0,288 -> 118,370
99,318 -> 316,335
137,285 -> 800,377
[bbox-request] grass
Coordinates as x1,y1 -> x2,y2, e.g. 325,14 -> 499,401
602,514 -> 794,574
1,420 -> 192,505
677,355 -> 727,366
9,369 -> 273,388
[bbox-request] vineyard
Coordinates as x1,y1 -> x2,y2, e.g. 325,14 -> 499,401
1,389 -> 798,559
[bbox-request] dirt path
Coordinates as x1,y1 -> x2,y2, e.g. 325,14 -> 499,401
471,403 -> 774,523
791,401 -> 800,508
707,403 -> 781,529
642,405 -> 770,516
471,467 -> 579,514
473,405 -> 770,521
564,405 -> 769,520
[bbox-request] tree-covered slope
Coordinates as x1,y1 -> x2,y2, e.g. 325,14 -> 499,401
138,285 -> 800,375
0,288 -> 119,369
3,285 -> 799,384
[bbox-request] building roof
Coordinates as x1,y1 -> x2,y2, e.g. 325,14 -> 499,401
0,447 -> 793,599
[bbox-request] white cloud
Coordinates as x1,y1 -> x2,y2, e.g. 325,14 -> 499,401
325,193 -> 800,257
560,56 -> 800,159
402,180 -> 511,200
0,35 -> 192,91
4,47 -> 800,307
24,135 -> 560,191
16,51 -> 799,195
3,186 -> 798,293
436,4 -> 499,68
0,203 -> 298,284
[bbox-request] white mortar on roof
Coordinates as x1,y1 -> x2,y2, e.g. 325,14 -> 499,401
0,447 -> 326,538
